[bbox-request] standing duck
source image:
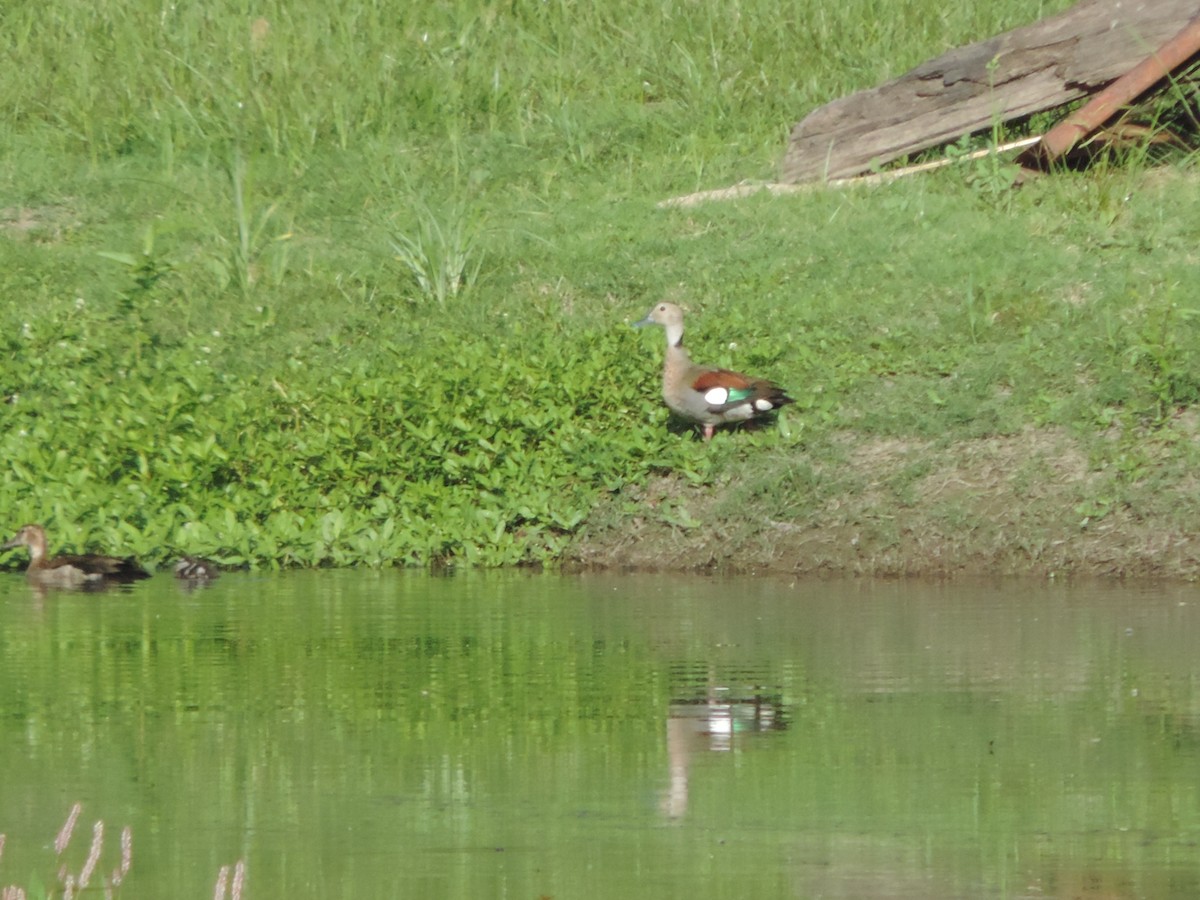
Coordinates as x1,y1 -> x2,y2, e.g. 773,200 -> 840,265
636,302 -> 794,440
1,524 -> 151,589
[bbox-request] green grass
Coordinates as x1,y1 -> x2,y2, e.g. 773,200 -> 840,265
1,0 -> 1199,572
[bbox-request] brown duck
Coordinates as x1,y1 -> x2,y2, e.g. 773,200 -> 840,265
2,524 -> 151,589
636,302 -> 794,440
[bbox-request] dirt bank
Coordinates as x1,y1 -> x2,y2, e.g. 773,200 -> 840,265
567,426 -> 1200,580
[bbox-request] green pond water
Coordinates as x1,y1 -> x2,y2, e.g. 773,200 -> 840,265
0,571 -> 1198,899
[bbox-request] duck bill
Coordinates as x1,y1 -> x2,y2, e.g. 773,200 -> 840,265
633,315 -> 653,328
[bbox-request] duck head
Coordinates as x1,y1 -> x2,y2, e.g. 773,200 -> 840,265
635,302 -> 686,347
2,524 -> 48,560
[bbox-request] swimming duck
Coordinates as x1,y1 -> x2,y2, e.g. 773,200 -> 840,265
636,302 -> 794,440
1,524 -> 151,589
174,556 -> 220,581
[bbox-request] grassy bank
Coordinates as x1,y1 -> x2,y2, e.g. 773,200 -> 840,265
2,0 -> 1199,576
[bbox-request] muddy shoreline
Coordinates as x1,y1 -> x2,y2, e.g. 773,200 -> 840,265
567,427 -> 1200,582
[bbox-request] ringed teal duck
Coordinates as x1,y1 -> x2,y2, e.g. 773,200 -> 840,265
636,302 -> 794,440
2,524 -> 151,589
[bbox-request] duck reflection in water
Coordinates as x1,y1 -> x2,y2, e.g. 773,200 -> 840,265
1,524 -> 150,592
661,687 -> 787,820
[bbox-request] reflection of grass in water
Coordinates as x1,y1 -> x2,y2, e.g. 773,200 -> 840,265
0,802 -> 132,898
213,859 -> 247,900
0,804 -> 245,899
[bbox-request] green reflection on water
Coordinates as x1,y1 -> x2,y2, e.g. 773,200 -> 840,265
0,572 -> 1197,899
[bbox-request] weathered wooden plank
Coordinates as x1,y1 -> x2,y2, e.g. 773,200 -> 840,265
779,0 -> 1200,184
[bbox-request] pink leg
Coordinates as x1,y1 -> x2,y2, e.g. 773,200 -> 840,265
703,424 -> 715,441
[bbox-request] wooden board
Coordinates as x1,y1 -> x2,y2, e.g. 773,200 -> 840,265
779,0 -> 1199,184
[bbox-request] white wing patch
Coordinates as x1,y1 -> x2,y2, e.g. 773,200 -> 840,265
703,387 -> 729,405
754,398 -> 774,411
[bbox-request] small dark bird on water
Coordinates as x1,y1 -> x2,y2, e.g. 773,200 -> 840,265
174,556 -> 221,582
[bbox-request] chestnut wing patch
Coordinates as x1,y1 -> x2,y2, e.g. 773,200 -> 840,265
692,369 -> 756,409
